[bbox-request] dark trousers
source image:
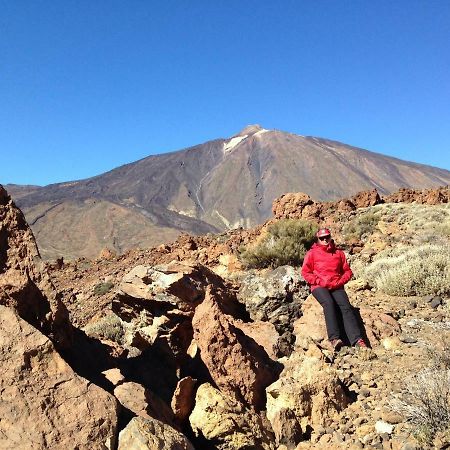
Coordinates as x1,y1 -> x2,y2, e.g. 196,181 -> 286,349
312,287 -> 361,345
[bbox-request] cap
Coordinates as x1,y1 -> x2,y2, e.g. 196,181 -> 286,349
316,228 -> 331,238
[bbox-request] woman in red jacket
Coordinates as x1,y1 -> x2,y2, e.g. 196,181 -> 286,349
301,227 -> 367,350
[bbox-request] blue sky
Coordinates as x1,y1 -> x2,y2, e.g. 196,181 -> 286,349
1,0 -> 449,186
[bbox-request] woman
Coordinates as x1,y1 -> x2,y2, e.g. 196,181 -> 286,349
301,227 -> 367,350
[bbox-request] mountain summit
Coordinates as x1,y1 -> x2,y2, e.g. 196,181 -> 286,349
7,126 -> 450,259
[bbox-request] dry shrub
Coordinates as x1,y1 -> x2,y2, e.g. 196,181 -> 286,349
342,210 -> 380,241
238,219 -> 317,269
83,313 -> 124,343
390,345 -> 450,446
364,244 -> 450,296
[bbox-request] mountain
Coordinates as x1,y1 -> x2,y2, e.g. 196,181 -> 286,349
7,125 -> 450,260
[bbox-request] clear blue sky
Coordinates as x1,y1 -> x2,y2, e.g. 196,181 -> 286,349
1,0 -> 449,186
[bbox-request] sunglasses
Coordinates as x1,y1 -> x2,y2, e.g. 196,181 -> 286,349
318,235 -> 331,241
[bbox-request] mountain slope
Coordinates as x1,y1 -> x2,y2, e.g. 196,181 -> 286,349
8,125 -> 450,259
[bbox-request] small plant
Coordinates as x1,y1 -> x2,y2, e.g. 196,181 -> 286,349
93,281 -> 114,296
342,210 -> 379,241
364,244 -> 450,296
238,219 -> 317,269
83,313 -> 124,343
390,366 -> 450,446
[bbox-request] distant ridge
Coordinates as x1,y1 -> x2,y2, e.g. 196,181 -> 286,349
7,125 -> 450,259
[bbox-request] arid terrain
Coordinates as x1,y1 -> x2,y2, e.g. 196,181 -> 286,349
7,126 -> 450,260
1,183 -> 449,449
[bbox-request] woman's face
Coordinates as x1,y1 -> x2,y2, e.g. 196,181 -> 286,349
318,234 -> 331,246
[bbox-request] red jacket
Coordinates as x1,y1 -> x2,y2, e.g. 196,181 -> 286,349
301,241 -> 353,291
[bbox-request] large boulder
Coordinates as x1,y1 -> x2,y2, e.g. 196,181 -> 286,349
237,266 -> 309,355
294,295 -> 401,347
114,261 -> 241,359
0,306 -> 118,449
118,416 -> 194,450
192,286 -> 281,410
189,383 -> 275,450
0,185 -> 71,347
266,345 -> 348,446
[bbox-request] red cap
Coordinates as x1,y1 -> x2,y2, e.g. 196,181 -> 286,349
316,228 -> 331,238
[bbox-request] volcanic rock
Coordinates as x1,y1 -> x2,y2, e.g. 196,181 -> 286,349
0,185 -> 71,347
294,295 -> 401,347
171,376 -> 197,423
189,383 -> 275,450
192,286 -> 281,410
0,305 -> 118,449
118,416 -> 194,450
266,344 -> 348,444
114,381 -> 174,425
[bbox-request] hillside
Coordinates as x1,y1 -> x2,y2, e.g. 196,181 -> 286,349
8,125 -> 450,260
2,184 -> 449,449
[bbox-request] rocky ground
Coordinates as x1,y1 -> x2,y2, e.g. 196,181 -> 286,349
0,184 -> 449,449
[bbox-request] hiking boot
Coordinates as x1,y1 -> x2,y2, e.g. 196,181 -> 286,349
330,338 -> 343,351
355,338 -> 367,348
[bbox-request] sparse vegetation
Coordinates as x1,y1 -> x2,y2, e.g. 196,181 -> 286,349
93,281 -> 114,296
83,313 -> 124,343
238,219 -> 317,269
364,244 -> 450,296
390,344 -> 450,446
342,210 -> 379,241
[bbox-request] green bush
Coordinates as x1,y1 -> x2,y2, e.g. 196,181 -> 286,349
238,219 -> 317,269
83,313 -> 124,343
364,244 -> 450,296
342,211 -> 379,241
93,281 -> 114,296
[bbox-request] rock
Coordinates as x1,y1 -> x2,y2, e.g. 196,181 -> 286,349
272,193 -> 314,219
0,306 -> 118,449
102,368 -> 125,386
189,383 -> 275,450
398,335 -> 417,344
381,409 -> 403,424
381,336 -> 402,351
192,286 -> 281,410
115,261 -> 242,361
0,186 -> 72,347
118,416 -> 194,450
171,376 -> 197,423
266,345 -> 349,437
271,408 -> 303,447
236,265 -> 309,347
294,296 -> 401,348
430,296 -> 442,308
114,381 -> 174,425
351,189 -> 382,208
234,319 -> 280,360
375,420 -> 394,434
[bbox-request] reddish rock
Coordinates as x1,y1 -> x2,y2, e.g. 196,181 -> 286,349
114,381 -> 175,425
272,192 -> 313,219
192,286 -> 281,410
0,306 -> 118,449
0,185 -> 72,348
171,376 -> 197,423
351,189 -> 382,208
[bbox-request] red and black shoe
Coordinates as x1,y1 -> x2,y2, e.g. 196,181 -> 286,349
355,338 -> 368,348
